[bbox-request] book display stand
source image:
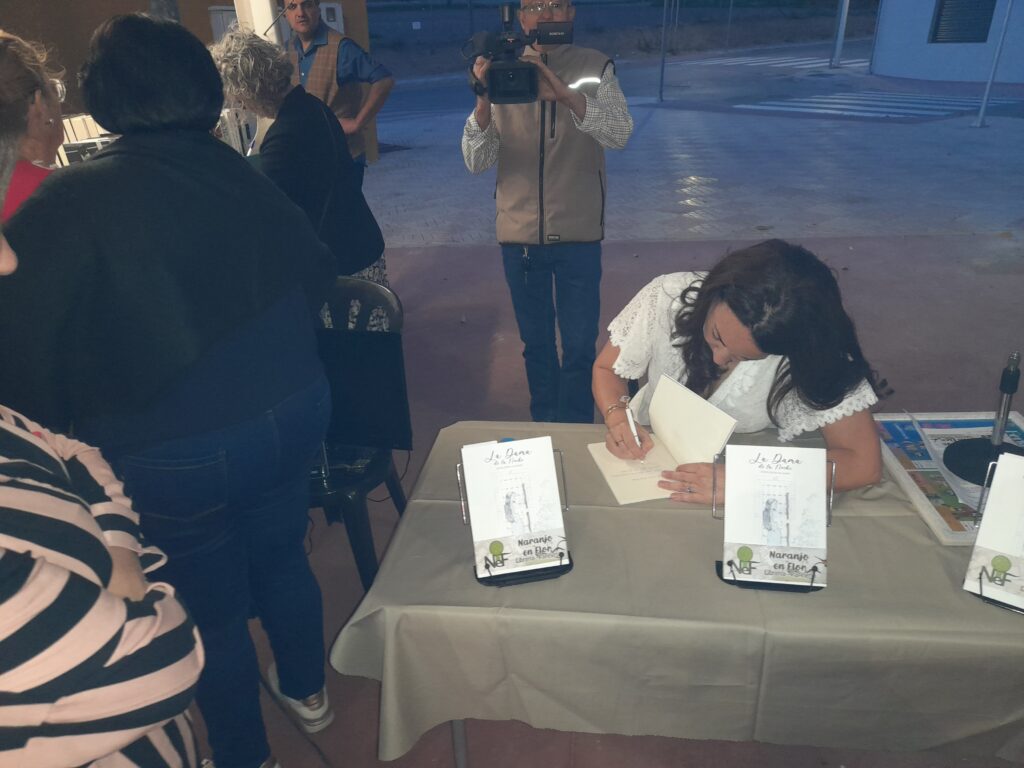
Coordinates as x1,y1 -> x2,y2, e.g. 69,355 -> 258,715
712,447 -> 834,593
456,447 -> 573,587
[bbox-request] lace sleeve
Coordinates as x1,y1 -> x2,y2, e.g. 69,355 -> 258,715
776,379 -> 879,442
608,273 -> 696,381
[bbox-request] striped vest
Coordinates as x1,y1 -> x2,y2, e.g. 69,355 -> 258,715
289,27 -> 367,159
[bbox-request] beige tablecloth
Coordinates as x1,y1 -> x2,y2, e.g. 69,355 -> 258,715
330,422 -> 1024,761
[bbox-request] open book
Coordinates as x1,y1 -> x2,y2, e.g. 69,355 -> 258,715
588,374 -> 738,505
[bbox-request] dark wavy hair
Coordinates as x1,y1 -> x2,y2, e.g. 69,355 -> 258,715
80,14 -> 223,134
673,239 -> 884,424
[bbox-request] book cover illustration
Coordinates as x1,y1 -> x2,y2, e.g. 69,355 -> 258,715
723,445 -> 827,586
460,436 -> 568,579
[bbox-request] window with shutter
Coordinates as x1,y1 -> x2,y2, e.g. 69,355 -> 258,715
930,0 -> 998,43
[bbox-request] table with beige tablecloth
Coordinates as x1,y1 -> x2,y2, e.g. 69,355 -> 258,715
330,421 -> 1024,761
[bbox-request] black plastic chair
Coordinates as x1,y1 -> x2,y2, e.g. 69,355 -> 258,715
311,277 -> 412,590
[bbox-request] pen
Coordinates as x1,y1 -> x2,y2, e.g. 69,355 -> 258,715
625,406 -> 643,460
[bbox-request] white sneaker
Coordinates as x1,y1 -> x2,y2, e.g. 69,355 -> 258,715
267,664 -> 335,734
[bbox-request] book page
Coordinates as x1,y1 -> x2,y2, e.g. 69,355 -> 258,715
588,374 -> 737,506
587,437 -> 675,505
649,374 -> 738,465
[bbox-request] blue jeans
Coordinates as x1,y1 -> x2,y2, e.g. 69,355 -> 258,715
114,375 -> 331,768
502,242 -> 601,423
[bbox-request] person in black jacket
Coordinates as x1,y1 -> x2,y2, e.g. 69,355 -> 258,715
211,27 -> 386,282
1,16 -> 337,768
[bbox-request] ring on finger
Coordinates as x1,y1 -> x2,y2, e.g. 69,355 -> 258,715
686,484 -> 695,494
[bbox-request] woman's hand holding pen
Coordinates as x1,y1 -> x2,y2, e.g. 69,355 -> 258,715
604,409 -> 654,461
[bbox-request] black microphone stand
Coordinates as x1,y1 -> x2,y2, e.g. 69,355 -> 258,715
944,352 -> 1024,511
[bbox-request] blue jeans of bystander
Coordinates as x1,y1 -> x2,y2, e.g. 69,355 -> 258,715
113,375 -> 331,768
502,242 -> 601,423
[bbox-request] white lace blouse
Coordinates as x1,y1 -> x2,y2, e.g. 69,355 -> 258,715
608,272 -> 878,442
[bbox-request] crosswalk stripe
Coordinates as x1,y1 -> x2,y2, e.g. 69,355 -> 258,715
686,55 -> 870,69
753,99 -> 952,116
856,91 -> 1016,105
735,104 -> 920,118
731,89 -> 1022,119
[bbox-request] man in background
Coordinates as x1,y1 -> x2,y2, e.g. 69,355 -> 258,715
462,0 -> 632,424
283,0 -> 394,186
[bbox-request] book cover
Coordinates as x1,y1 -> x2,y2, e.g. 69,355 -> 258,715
723,444 -> 828,586
963,452 -> 1024,610
461,436 -> 568,579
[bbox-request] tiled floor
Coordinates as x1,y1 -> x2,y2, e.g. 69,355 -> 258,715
213,40 -> 1024,768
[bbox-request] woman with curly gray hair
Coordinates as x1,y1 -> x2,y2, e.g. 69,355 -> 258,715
211,27 -> 385,281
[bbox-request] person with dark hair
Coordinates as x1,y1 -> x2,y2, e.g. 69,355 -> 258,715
78,13 -> 224,134
0,14 -> 337,768
0,30 -> 65,222
592,240 -> 884,502
282,0 -> 394,186
0,57 -> 204,768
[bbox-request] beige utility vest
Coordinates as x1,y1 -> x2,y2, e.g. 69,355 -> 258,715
289,28 -> 367,159
492,44 -> 612,245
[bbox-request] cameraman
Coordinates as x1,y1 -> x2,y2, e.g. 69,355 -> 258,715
462,0 -> 633,424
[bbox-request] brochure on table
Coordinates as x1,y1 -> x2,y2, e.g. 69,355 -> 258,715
587,374 -> 738,505
722,444 -> 828,587
963,452 -> 1024,611
460,436 -> 569,581
874,411 -> 1024,546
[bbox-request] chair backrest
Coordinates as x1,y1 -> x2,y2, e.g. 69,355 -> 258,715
323,276 -> 403,333
316,277 -> 412,451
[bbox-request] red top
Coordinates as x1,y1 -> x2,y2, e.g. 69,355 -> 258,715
2,160 -> 52,223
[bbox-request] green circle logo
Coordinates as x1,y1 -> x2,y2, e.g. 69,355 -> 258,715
737,546 -> 753,562
489,541 -> 505,557
992,555 -> 1012,574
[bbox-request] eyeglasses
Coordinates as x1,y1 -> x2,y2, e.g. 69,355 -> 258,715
521,1 -> 567,13
50,78 -> 66,104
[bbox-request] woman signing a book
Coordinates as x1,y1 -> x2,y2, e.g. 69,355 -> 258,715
592,239 -> 885,503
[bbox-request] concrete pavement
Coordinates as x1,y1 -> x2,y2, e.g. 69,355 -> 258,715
262,40 -> 1024,768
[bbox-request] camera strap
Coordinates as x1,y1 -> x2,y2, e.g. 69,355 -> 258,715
468,67 -> 487,97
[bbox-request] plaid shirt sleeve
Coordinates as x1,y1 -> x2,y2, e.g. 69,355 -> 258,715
462,109 -> 500,173
571,66 -> 633,150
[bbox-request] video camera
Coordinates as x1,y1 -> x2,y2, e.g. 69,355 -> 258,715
463,3 -> 573,104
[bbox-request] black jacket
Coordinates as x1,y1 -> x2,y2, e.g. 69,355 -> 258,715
1,128 -> 335,435
258,85 -> 384,275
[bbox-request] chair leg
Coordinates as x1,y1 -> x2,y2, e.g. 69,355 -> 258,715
340,489 -> 378,591
385,459 -> 407,517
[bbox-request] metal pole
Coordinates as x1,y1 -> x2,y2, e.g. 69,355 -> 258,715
725,0 -> 734,49
829,0 -> 850,67
658,0 -> 670,102
975,0 -> 1015,128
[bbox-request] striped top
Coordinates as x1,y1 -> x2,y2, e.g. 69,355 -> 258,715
0,405 -> 204,767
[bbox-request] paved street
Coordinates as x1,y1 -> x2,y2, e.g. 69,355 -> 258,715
368,39 -> 1024,246
262,38 -> 1024,768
